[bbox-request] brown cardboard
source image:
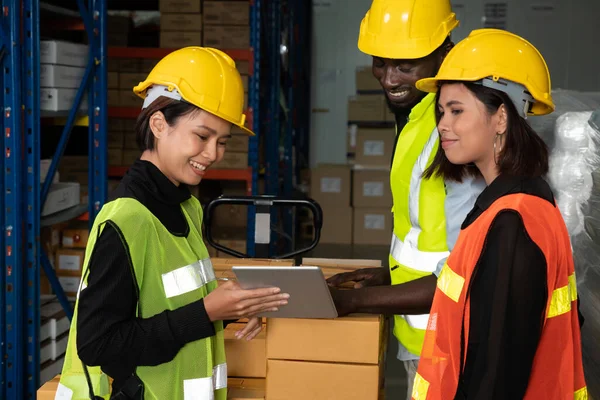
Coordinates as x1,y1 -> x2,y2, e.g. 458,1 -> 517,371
352,170 -> 392,208
228,378 -> 266,400
119,58 -> 141,72
354,128 -> 396,167
227,134 -> 249,152
109,118 -> 125,131
123,150 -> 141,165
301,257 -> 382,268
160,31 -> 202,48
214,204 -> 247,228
267,314 -> 383,364
241,74 -> 248,92
347,95 -> 386,122
160,13 -> 202,32
124,131 -> 138,150
159,0 -> 201,13
216,239 -> 247,257
140,59 -> 158,73
203,25 -> 249,49
225,323 -> 266,378
41,268 -> 52,295
318,204 -> 352,244
108,71 -> 119,89
237,60 -> 249,75
119,90 -> 143,107
108,89 -> 120,106
55,248 -> 86,276
217,151 -> 248,169
62,227 -> 89,248
119,72 -> 147,90
355,66 -> 382,92
353,208 -> 393,245
266,359 -> 380,400
203,1 -> 249,25
108,131 -> 124,149
309,164 -> 351,207
108,148 -> 123,166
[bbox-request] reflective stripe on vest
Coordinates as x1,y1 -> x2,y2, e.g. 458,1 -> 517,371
414,193 -> 588,400
58,197 -> 228,400
162,259 -> 216,298
388,93 -> 449,356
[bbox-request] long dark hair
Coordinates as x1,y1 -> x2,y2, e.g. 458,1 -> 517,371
423,81 -> 549,182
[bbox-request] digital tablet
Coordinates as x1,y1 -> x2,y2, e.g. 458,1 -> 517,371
231,266 -> 338,319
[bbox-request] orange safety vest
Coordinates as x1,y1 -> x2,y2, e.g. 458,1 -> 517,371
412,193 -> 588,400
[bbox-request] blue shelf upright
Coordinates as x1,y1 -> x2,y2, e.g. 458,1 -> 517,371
247,0 -> 261,257
2,1 -> 26,398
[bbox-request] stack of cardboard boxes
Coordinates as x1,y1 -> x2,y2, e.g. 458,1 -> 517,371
107,57 -> 155,109
107,118 -> 140,167
39,296 -> 71,385
159,0 -> 203,48
40,40 -> 88,112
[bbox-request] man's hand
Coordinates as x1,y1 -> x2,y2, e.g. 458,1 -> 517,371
329,287 -> 357,318
327,267 -> 391,289
234,317 -> 263,341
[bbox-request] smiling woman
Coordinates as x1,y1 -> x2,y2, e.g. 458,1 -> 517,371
55,47 -> 290,400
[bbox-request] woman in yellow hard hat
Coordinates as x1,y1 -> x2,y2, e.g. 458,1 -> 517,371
408,29 -> 587,399
56,47 -> 289,400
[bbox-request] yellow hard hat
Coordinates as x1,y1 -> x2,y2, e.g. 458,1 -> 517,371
133,46 -> 253,135
416,29 -> 554,116
358,0 -> 459,59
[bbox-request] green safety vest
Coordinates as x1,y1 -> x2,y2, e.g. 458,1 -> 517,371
57,196 -> 227,400
389,93 -> 450,356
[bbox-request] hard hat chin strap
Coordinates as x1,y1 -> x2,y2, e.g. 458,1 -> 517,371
142,85 -> 183,109
475,77 -> 534,119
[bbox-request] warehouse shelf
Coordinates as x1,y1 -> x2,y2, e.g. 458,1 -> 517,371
41,204 -> 89,227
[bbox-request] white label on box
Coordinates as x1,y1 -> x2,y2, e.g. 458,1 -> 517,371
62,236 -> 74,247
321,177 -> 341,193
363,140 -> 385,156
348,124 -> 358,148
58,254 -> 81,271
364,214 -> 385,230
363,182 -> 384,197
58,276 -> 81,293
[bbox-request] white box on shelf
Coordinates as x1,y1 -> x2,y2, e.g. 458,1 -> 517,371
40,40 -> 88,67
41,182 -> 81,217
40,64 -> 86,89
41,88 -> 88,112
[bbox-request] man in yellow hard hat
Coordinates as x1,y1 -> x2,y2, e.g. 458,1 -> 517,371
327,1 -> 486,397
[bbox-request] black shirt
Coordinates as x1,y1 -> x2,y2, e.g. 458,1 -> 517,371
454,174 -> 553,399
76,160 -> 218,392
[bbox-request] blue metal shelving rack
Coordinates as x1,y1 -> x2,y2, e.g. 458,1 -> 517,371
1,0 -> 107,395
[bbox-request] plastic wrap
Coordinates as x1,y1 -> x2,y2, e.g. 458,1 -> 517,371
539,90 -> 600,395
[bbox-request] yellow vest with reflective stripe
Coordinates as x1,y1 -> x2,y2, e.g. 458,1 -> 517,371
389,93 -> 449,356
57,197 -> 227,400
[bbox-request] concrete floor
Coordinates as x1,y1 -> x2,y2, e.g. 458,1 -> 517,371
300,243 -> 409,399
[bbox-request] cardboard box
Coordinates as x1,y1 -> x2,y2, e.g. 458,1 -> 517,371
266,359 -> 380,400
159,0 -> 201,13
40,64 -> 85,89
225,323 -> 266,378
267,314 -> 383,364
123,150 -> 141,165
309,165 -> 351,207
353,208 -> 393,245
214,204 -> 247,228
119,90 -> 143,107
55,248 -> 86,276
119,72 -> 147,90
57,275 -> 81,297
108,89 -> 120,107
42,183 -> 81,217
203,25 -> 249,49
40,40 -> 88,68
347,95 -> 385,122
108,131 -> 124,149
124,131 -> 138,150
119,58 -> 141,72
354,128 -> 396,167
62,227 -> 89,248
301,257 -> 383,281
108,71 -> 119,89
237,60 -> 249,75
203,1 -> 249,25
228,378 -> 265,400
318,205 -> 352,245
41,88 -> 88,112
227,133 -> 249,152
216,239 -> 247,257
217,151 -> 248,169
355,66 -> 382,92
352,170 -> 392,208
160,13 -> 203,32
108,148 -> 123,166
160,31 -> 203,48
